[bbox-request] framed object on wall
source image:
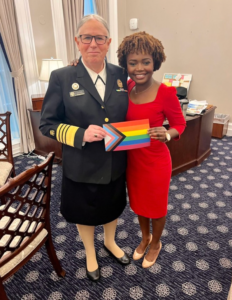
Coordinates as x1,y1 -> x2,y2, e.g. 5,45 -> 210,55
162,73 -> 192,92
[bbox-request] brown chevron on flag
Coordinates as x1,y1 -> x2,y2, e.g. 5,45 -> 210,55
103,124 -> 126,151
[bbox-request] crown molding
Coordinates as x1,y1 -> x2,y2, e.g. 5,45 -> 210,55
108,0 -> 118,65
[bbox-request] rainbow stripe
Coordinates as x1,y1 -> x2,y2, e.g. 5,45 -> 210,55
104,119 -> 150,151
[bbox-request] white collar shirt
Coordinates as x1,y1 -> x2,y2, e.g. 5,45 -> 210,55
81,58 -> 107,101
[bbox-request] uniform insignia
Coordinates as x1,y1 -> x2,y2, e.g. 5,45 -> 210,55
69,90 -> 85,97
50,130 -> 55,136
117,79 -> 123,88
72,83 -> 79,90
116,89 -> 128,92
56,123 -> 79,147
116,79 -> 127,92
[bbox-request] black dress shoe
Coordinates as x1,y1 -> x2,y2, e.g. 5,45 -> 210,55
86,266 -> 100,282
103,245 -> 130,265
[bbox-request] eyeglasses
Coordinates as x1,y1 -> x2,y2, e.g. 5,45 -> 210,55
78,35 -> 108,45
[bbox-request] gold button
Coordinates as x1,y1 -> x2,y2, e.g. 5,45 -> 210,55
105,118 -> 109,122
101,106 -> 104,109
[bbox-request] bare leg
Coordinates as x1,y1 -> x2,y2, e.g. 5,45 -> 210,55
145,216 -> 166,262
135,215 -> 151,254
76,224 -> 98,272
103,219 -> 124,258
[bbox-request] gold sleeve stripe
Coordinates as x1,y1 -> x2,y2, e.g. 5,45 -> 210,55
56,124 -> 64,143
66,126 -> 79,147
63,125 -> 70,144
56,123 -> 79,147
56,124 -> 66,143
60,124 -> 68,143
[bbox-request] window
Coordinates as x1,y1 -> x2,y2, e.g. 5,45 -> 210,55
0,45 -> 20,141
84,0 -> 97,15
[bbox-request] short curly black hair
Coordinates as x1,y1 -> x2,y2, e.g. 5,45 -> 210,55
117,31 -> 166,72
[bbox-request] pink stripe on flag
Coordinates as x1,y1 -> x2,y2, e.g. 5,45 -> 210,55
114,142 -> 150,151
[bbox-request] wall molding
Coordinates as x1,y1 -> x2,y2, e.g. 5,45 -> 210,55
108,0 -> 118,65
14,0 -> 42,98
227,122 -> 232,136
7,138 -> 22,157
50,0 -> 68,66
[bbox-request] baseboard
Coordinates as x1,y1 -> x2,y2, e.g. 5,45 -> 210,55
227,122 -> 232,136
172,159 -> 197,177
12,140 -> 23,157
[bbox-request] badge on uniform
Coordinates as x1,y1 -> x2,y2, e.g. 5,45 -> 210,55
72,83 -> 79,90
116,79 -> 127,92
70,90 -> 85,97
70,82 -> 85,97
50,130 -> 55,136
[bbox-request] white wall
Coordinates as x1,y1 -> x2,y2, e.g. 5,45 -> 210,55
118,0 -> 232,125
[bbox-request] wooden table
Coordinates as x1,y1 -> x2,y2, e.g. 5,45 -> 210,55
166,106 -> 216,176
29,95 -> 215,175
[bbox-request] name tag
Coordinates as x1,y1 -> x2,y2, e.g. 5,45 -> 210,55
116,88 -> 128,92
70,90 -> 85,97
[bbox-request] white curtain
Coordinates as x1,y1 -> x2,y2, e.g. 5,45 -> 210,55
95,0 -> 109,24
62,0 -> 84,62
0,44 -> 20,140
0,0 -> 35,153
95,0 -> 109,61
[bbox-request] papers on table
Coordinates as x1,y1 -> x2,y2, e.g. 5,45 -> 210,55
186,100 -> 208,115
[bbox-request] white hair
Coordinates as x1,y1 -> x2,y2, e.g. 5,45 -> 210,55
75,14 -> 110,37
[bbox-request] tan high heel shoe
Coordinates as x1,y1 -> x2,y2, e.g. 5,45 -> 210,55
142,241 -> 162,268
133,234 -> 153,260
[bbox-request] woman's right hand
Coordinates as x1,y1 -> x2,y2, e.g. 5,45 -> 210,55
83,125 -> 107,143
148,126 -> 167,142
69,59 -> 79,66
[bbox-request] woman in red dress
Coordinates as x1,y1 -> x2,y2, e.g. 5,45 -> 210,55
117,32 -> 186,268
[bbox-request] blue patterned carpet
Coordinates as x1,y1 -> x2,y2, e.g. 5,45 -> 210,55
3,137 -> 232,300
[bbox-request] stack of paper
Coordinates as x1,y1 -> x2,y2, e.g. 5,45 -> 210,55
187,100 -> 208,115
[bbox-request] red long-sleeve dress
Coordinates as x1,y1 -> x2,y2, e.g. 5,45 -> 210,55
126,79 -> 186,218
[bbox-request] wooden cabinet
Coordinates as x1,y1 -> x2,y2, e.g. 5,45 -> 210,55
212,122 -> 229,138
166,107 -> 216,176
31,94 -> 44,111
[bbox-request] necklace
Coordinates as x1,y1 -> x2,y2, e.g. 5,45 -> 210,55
135,81 -> 155,95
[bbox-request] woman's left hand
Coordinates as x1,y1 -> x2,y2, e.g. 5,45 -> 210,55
148,126 -> 167,142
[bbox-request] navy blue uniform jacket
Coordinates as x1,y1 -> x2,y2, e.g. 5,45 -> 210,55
39,60 -> 128,184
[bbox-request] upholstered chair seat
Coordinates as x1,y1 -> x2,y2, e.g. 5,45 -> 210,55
0,204 -> 48,277
0,162 -> 13,188
0,152 -> 65,300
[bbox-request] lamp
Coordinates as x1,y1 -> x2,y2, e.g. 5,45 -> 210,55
39,58 -> 64,81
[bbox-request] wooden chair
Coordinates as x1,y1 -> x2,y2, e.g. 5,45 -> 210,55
0,152 -> 65,300
0,112 -> 15,188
